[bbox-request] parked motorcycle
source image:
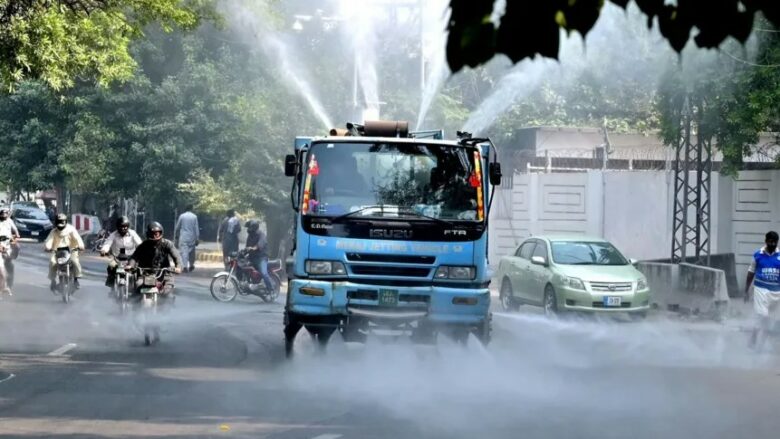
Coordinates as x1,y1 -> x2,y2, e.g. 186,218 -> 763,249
210,250 -> 281,303
0,236 -> 11,297
54,246 -> 78,304
133,267 -> 175,346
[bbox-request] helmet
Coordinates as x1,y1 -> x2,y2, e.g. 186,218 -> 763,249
146,221 -> 164,240
116,215 -> 130,231
55,213 -> 67,230
245,220 -> 260,232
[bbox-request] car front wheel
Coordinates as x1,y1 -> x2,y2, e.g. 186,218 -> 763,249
500,278 -> 519,312
544,284 -> 558,317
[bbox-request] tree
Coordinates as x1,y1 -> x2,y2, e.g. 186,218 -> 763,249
0,0 -> 214,90
446,0 -> 780,72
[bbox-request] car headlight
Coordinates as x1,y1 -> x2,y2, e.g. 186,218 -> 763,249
15,221 -> 28,231
304,260 -> 346,275
434,266 -> 476,280
637,278 -> 648,291
562,276 -> 586,290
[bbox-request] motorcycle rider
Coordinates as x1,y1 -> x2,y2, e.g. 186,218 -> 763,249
44,213 -> 85,291
244,220 -> 274,292
100,215 -> 143,294
127,222 -> 183,294
0,207 -> 20,293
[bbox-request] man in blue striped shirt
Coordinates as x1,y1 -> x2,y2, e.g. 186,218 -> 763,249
745,231 -> 780,348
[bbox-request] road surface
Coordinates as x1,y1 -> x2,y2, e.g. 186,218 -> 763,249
2,245 -> 780,438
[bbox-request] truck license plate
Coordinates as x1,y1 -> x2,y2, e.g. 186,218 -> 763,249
379,289 -> 398,306
603,296 -> 622,307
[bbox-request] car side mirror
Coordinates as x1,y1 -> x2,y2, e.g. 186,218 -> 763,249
489,162 -> 502,186
284,154 -> 297,177
531,256 -> 547,266
629,258 -> 638,266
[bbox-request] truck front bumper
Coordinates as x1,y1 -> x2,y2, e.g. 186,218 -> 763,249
286,279 -> 490,326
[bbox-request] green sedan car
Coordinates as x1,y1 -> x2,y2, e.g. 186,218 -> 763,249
495,236 -> 651,318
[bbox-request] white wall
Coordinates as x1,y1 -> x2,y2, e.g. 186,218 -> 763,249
489,169 -> 780,273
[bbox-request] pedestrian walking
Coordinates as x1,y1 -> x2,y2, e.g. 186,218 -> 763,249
174,205 -> 199,273
745,230 -> 780,349
218,209 -> 241,270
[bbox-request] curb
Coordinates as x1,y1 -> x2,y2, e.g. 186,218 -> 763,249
196,251 -> 223,263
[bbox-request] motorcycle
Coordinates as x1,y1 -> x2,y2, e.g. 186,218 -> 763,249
210,250 -> 281,303
112,248 -> 132,314
133,267 -> 175,346
54,246 -> 78,304
89,228 -> 109,253
0,236 -> 11,296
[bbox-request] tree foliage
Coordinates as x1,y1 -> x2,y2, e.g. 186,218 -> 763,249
0,0 -> 214,90
446,0 -> 780,72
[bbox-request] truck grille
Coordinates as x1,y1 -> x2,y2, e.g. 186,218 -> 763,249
589,282 -> 633,292
346,253 -> 435,264
350,266 -> 430,277
347,290 -> 430,304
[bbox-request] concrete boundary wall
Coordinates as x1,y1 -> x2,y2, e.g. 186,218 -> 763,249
636,262 -> 729,320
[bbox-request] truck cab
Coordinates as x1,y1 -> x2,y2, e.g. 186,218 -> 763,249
283,120 -> 501,356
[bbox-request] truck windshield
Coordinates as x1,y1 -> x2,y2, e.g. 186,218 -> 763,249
303,142 -> 482,221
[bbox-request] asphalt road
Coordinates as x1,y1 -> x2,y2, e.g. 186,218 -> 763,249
2,246 -> 780,438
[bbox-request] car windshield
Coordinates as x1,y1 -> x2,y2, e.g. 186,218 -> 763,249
550,241 -> 629,265
303,142 -> 482,221
14,208 -> 49,220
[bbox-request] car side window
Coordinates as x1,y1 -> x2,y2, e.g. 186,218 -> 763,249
532,240 -> 548,260
519,241 -> 536,260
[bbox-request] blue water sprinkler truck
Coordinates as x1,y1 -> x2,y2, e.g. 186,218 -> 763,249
283,120 -> 502,356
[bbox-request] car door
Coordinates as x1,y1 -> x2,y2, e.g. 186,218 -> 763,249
513,240 -> 537,303
501,243 -> 526,300
528,239 -> 551,305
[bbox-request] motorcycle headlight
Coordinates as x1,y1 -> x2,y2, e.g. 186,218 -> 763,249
562,276 -> 586,291
57,257 -> 69,265
434,266 -> 476,280
305,260 -> 346,275
637,278 -> 648,291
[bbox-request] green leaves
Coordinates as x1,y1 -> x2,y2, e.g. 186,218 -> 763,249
0,0 -> 215,91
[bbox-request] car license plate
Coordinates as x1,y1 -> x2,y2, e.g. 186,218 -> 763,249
603,296 -> 622,307
31,231 -> 39,236
378,289 -> 398,306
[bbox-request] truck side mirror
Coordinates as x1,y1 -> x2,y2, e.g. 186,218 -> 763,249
284,154 -> 297,177
489,162 -> 502,186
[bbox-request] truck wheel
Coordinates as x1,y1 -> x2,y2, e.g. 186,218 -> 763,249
284,319 -> 302,359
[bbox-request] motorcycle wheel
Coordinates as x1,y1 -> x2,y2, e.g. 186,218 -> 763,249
210,274 -> 239,302
60,276 -> 70,304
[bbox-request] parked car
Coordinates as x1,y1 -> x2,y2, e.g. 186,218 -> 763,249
11,204 -> 53,242
495,235 -> 650,319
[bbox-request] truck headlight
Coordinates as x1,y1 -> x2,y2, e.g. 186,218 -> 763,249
305,260 -> 346,275
434,266 -> 476,280
562,276 -> 586,291
637,278 -> 648,291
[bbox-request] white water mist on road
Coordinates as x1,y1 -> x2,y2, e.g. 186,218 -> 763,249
279,312 -> 776,439
221,2 -> 333,130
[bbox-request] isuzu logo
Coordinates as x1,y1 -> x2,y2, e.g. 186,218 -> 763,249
369,229 -> 412,239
